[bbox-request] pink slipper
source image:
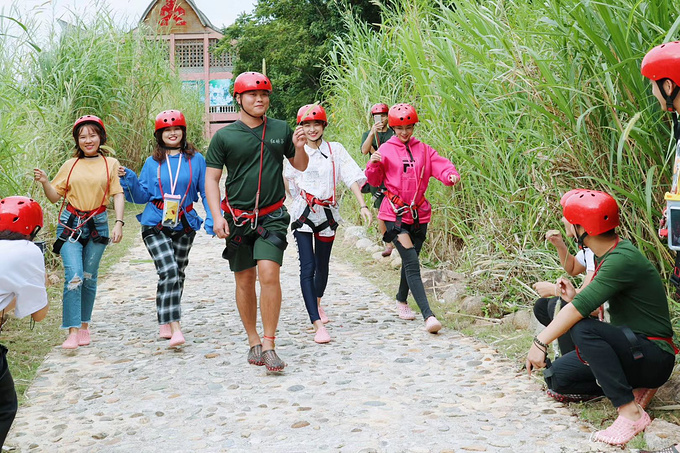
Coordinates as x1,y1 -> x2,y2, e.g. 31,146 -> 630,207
633,388 -> 658,409
425,316 -> 442,333
61,333 -> 79,349
77,329 -> 90,346
591,409 -> 651,445
396,302 -> 416,320
169,330 -> 185,347
314,326 -> 331,344
159,324 -> 172,339
318,306 -> 329,324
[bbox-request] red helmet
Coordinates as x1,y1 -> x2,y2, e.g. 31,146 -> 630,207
296,104 -> 327,125
155,110 -> 186,131
0,196 -> 43,237
371,103 -> 389,115
641,41 -> 680,85
559,189 -> 585,207
233,72 -> 272,95
562,190 -> 619,236
73,115 -> 106,142
388,103 -> 419,127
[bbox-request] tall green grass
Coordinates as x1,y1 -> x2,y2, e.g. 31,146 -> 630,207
0,7 -> 206,201
325,0 -> 680,321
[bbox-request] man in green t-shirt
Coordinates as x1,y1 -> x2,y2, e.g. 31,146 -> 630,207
525,190 -> 677,446
205,72 -> 308,373
360,103 -> 395,257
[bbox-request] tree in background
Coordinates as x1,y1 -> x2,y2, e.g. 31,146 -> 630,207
216,0 -> 383,121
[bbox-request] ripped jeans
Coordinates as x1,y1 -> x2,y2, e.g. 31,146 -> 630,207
58,211 -> 108,329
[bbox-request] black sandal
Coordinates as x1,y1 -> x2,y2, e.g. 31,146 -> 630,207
248,344 -> 264,366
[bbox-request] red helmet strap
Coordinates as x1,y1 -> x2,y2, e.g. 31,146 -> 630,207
576,229 -> 588,250
657,79 -> 680,112
28,224 -> 41,240
660,79 -> 680,141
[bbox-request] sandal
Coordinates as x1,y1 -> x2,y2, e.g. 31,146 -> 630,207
248,344 -> 264,366
591,408 -> 651,446
261,349 -> 286,372
546,388 -> 603,403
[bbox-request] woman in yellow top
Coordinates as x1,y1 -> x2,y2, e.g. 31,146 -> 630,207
34,115 -> 125,349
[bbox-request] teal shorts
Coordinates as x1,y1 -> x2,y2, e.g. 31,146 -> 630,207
225,206 -> 290,272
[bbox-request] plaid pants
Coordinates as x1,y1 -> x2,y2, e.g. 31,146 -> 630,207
142,228 -> 196,324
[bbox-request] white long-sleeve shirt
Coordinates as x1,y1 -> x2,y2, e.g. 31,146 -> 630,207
284,141 -> 366,237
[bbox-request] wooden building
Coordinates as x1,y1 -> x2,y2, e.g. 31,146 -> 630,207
139,0 -> 237,137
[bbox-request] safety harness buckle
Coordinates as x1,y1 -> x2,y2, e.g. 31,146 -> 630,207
68,229 -> 82,243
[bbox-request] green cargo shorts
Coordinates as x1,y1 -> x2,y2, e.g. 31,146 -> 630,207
224,206 -> 290,272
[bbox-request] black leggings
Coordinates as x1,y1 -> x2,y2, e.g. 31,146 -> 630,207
533,297 -> 575,356
544,318 -> 675,407
385,221 -> 433,320
293,231 -> 334,324
0,345 -> 17,447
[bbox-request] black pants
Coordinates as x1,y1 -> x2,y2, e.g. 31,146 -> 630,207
385,221 -> 433,320
533,297 -> 575,356
0,345 -> 17,447
544,318 -> 676,407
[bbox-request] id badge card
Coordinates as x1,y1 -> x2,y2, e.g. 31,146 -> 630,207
162,194 -> 181,227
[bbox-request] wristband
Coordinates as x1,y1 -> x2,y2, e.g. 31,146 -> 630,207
360,205 -> 368,210
115,219 -> 125,226
533,336 -> 549,350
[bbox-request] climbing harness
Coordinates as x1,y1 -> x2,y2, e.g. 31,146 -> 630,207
291,142 -> 338,234
382,142 -> 427,243
220,117 -> 287,260
53,156 -> 110,254
142,153 -> 194,240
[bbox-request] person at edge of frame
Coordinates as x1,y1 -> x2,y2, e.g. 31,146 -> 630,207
526,189 -> 677,446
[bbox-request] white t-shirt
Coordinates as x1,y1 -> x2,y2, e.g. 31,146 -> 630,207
575,248 -> 596,273
0,240 -> 48,319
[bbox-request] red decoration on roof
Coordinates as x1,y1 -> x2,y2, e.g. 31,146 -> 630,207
159,0 -> 187,26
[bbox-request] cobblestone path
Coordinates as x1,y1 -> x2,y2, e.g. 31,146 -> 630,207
6,218 -> 617,452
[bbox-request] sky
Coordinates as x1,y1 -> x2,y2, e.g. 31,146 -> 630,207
0,0 -> 256,34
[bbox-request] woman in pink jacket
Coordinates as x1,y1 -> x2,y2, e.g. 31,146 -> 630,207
366,103 -> 460,333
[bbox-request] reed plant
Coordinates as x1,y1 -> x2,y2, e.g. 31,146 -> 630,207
325,0 -> 680,322
0,7 -> 206,207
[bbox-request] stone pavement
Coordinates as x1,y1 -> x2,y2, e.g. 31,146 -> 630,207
6,219 -> 619,452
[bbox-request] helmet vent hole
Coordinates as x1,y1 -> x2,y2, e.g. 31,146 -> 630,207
12,216 -> 18,223
604,215 -> 608,220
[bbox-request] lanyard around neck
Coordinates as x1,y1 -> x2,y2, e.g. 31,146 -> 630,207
157,154 -> 193,206
161,153 -> 182,195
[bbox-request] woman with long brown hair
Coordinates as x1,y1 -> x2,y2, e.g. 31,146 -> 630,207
118,110 -> 212,347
